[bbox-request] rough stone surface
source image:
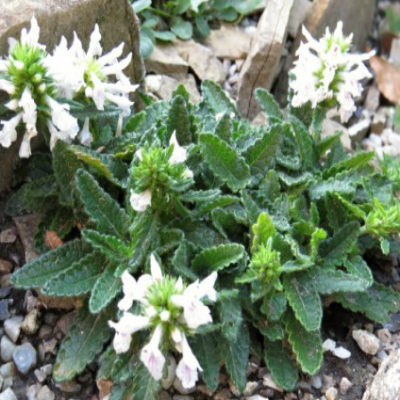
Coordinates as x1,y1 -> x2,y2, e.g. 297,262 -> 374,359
0,389 -> 17,400
12,342 -> 37,374
0,335 -> 16,363
352,329 -> 380,356
13,215 -> 41,263
288,0 -> 313,38
201,24 -> 252,60
238,0 -> 294,119
0,260 -> 13,274
4,316 -> 23,343
0,0 -> 144,195
162,355 -> 177,390
37,386 -> 55,400
363,349 -> 400,400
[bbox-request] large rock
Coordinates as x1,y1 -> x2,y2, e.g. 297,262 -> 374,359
0,0 -> 144,195
237,0 -> 294,120
362,349 -> 400,400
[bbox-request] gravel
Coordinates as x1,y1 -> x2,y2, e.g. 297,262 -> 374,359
12,342 -> 37,374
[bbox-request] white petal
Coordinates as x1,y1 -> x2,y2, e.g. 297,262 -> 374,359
118,271 -> 138,311
0,79 -> 15,95
0,114 -> 22,148
112,332 -> 132,354
150,254 -> 163,282
19,132 -> 32,158
19,88 -> 37,134
176,334 -> 202,389
183,298 -> 212,330
102,53 -> 132,76
98,43 -> 125,67
196,272 -> 218,302
5,100 -> 19,111
78,118 -> 93,147
140,325 -> 166,381
130,189 -> 152,212
169,131 -> 187,164
87,24 -> 103,58
110,313 -> 150,335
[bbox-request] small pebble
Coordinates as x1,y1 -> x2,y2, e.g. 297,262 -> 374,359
0,362 -> 17,378
38,325 -> 53,340
12,342 -> 37,374
352,329 -> 380,355
310,375 -> 322,389
332,346 -> 351,359
243,381 -> 259,396
22,309 -> 41,335
159,391 -> 172,400
172,396 -> 193,400
162,355 -> 176,390
40,364 -> 53,375
0,335 -> 16,362
173,377 -> 195,395
247,396 -> 269,400
0,260 -> 13,274
55,380 -> 82,393
263,373 -> 283,392
0,228 -> 17,244
55,312 -> 75,335
339,377 -> 352,394
0,300 -> 11,321
37,385 -> 55,400
34,369 -> 47,383
322,339 -> 336,352
0,388 -> 17,400
325,387 -> 338,400
4,316 -> 23,342
376,328 -> 392,343
2,377 -> 13,390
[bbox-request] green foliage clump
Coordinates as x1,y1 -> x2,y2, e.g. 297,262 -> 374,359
10,81 -> 400,398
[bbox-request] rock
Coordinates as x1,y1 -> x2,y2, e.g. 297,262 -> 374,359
1,335 -> 16,363
0,362 -> 17,378
323,339 -> 336,352
37,386 -> 55,400
0,389 -> 17,400
172,396 -> 194,400
0,374 -> 3,391
22,308 -> 40,335
159,391 -> 172,400
41,338 -> 58,355
173,377 -> 195,395
247,396 -> 269,400
325,387 -> 338,400
352,329 -> 380,355
339,377 -> 353,394
13,215 -> 41,263
363,349 -> 400,400
0,260 -> 12,274
162,355 -> 177,390
12,342 -> 37,374
0,228 -> 17,244
97,379 -> 113,399
4,316 -> 23,343
55,312 -> 75,335
0,0 -> 144,196
332,346 -> 351,359
55,380 -> 82,393
175,40 -> 226,83
40,364 -> 53,376
376,328 -> 392,344
322,118 -> 351,150
0,300 -> 11,321
2,378 -> 13,390
38,325 -> 52,340
365,86 -> 381,113
348,113 -> 371,144
310,375 -> 322,389
263,373 -> 283,392
26,384 -> 41,400
238,0 -> 294,119
371,110 -> 387,134
243,381 -> 259,396
34,369 -> 47,383
145,74 -> 201,103
389,38 -> 400,69
201,24 -> 252,60
145,43 -> 189,77
288,0 -> 313,38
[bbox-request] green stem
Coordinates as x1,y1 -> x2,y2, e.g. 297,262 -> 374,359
148,6 -> 173,19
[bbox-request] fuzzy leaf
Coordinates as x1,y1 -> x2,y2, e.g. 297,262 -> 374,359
323,151 -> 375,178
201,80 -> 236,115
131,362 -> 161,400
171,241 -> 198,281
190,333 -> 220,391
53,306 -> 112,382
255,88 -> 284,121
215,112 -> 233,143
11,239 -> 91,289
336,282 -> 400,323
220,323 -> 250,392
42,252 -> 105,297
264,339 -> 298,391
309,178 -> 355,201
284,310 -> 323,375
219,296 -> 243,342
180,189 -> 221,203
194,195 -> 239,216
90,265 -> 122,314
192,243 -> 245,273
166,94 -> 192,144
283,272 -> 322,332
76,169 -> 129,239
318,221 -> 360,268
261,292 -> 287,321
200,133 -> 251,192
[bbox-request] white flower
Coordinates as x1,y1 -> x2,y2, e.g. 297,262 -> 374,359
140,325 -> 166,381
169,131 -> 187,164
130,189 -> 152,212
290,21 -> 374,123
0,114 -> 22,148
20,16 -> 44,50
0,79 -> 15,95
78,118 -> 93,147
176,333 -> 203,389
109,313 -> 150,354
118,270 -> 153,311
19,88 -> 38,137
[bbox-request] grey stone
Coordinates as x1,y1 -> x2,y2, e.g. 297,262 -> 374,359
22,308 -> 40,335
0,375 -> 3,391
35,369 -> 47,383
13,215 -> 41,263
243,381 -> 259,396
0,259 -> 12,274
162,355 -> 176,390
55,380 -> 82,393
1,335 -> 16,362
4,316 -> 23,343
352,329 -> 380,355
339,377 -> 353,395
38,325 -> 52,340
40,364 -> 53,376
37,386 -> 55,400
12,342 -> 37,374
0,362 -> 17,378
363,349 -> 400,400
0,229 -> 17,244
55,312 -> 75,335
173,377 -> 196,395
0,0 -> 144,195
2,377 -> 13,390
0,300 -> 11,321
0,388 -> 17,400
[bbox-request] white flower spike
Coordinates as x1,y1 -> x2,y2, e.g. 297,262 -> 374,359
130,189 -> 152,212
140,325 -> 166,381
169,131 -> 188,164
290,21 -> 374,123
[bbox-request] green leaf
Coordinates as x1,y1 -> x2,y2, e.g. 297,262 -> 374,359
283,272 -> 322,332
260,321 -> 285,341
283,310 -> 323,375
255,88 -> 284,122
171,16 -> 193,40
76,169 -> 129,239
53,306 -> 112,382
90,265 -> 122,314
336,282 -> 400,324
200,133 -> 250,192
220,323 -> 250,392
252,212 -> 276,252
194,195 -> 239,216
11,239 -> 91,289
264,339 -> 298,391
318,221 -> 360,268
52,141 -> 81,206
131,362 -> 161,400
132,0 -> 151,13
215,113 -> 233,143
180,189 -> 221,203
70,146 -> 129,187
309,178 -> 355,201
219,296 -> 243,342
166,95 -> 192,145
140,27 -> 154,58
201,80 -> 236,115
82,229 -> 131,261
192,243 -> 245,273
323,152 -> 375,179
42,252 -> 105,297
154,31 -> 176,41
190,333 -> 220,391
261,292 -> 287,321
171,240 -> 198,281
